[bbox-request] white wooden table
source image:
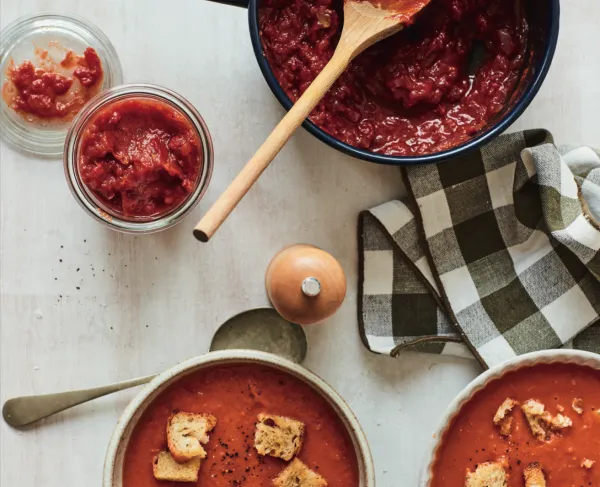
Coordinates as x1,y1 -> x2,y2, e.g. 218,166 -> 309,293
1,1 -> 598,486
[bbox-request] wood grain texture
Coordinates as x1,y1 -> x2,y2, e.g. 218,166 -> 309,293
0,1 -> 596,487
265,244 -> 347,325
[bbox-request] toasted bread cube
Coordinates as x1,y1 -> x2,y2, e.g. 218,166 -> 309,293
582,458 -> 595,469
273,458 -> 327,487
572,398 -> 584,415
522,400 -> 548,440
153,451 -> 201,483
167,412 -> 217,463
523,399 -> 545,416
521,399 -> 572,440
493,399 -> 518,437
524,462 -> 546,487
465,462 -> 508,487
546,413 -> 572,430
255,413 -> 305,461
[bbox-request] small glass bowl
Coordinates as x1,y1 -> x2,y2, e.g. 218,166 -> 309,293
0,12 -> 123,157
63,84 -> 214,234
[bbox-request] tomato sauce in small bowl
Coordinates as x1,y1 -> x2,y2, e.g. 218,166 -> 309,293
0,13 -> 123,157
4,46 -> 104,121
64,84 -> 213,233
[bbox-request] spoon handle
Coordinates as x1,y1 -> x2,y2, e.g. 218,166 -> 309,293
2,374 -> 155,428
193,47 -> 354,242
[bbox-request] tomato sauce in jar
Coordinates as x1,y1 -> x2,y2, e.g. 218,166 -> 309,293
260,0 -> 529,156
2,47 -> 104,121
77,97 -> 203,219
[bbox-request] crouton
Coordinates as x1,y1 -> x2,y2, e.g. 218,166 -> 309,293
522,399 -> 545,416
524,462 -> 546,487
521,399 -> 572,440
582,458 -> 595,469
465,462 -> 508,487
167,412 -> 217,463
572,398 -> 584,415
522,400 -> 549,440
273,458 -> 327,487
546,413 -> 572,430
493,399 -> 518,437
255,413 -> 305,461
153,451 -> 201,483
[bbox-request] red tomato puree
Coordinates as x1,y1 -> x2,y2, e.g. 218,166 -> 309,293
78,98 -> 202,219
123,364 -> 360,487
260,0 -> 528,156
2,47 -> 103,120
431,364 -> 600,487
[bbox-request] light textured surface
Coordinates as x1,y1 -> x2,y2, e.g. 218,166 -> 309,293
0,1 -> 597,486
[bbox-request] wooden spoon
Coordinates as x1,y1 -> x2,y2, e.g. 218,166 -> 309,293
193,0 -> 431,242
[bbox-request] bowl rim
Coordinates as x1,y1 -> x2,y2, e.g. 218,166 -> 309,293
102,349 -> 375,487
248,0 -> 561,165
419,349 -> 600,487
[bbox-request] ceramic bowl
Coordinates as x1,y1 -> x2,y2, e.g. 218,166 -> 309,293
103,350 -> 375,487
419,349 -> 600,486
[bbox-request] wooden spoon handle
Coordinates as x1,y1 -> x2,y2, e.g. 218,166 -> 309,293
193,48 -> 354,242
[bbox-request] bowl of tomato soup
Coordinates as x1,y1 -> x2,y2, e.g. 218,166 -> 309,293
421,350 -> 600,487
64,84 -> 213,233
103,350 -> 374,487
209,0 -> 559,164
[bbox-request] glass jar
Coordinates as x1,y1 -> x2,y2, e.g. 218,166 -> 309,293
63,84 -> 213,233
0,12 -> 123,157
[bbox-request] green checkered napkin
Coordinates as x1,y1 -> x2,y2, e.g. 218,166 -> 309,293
358,130 -> 600,368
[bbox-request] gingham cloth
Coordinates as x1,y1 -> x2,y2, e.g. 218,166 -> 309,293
358,130 -> 600,368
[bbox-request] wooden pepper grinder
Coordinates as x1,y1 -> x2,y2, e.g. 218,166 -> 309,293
265,245 -> 347,325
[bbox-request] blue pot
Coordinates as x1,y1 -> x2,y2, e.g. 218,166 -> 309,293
215,0 -> 560,165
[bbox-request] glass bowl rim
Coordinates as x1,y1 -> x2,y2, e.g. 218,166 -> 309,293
0,11 -> 124,157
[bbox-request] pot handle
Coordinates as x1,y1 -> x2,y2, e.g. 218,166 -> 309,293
206,0 -> 249,8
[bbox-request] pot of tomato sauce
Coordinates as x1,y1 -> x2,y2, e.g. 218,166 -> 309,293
208,0 -> 559,165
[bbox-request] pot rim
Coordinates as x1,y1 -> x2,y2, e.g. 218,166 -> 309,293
248,0 -> 561,165
418,349 -> 600,487
102,349 -> 375,487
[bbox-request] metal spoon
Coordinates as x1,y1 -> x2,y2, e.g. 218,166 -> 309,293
2,375 -> 155,429
2,308 -> 307,428
210,308 -> 307,363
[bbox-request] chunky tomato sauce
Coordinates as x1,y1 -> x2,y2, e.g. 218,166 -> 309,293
78,98 -> 202,219
123,364 -> 359,487
430,364 -> 600,487
2,47 -> 103,120
260,0 -> 528,155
